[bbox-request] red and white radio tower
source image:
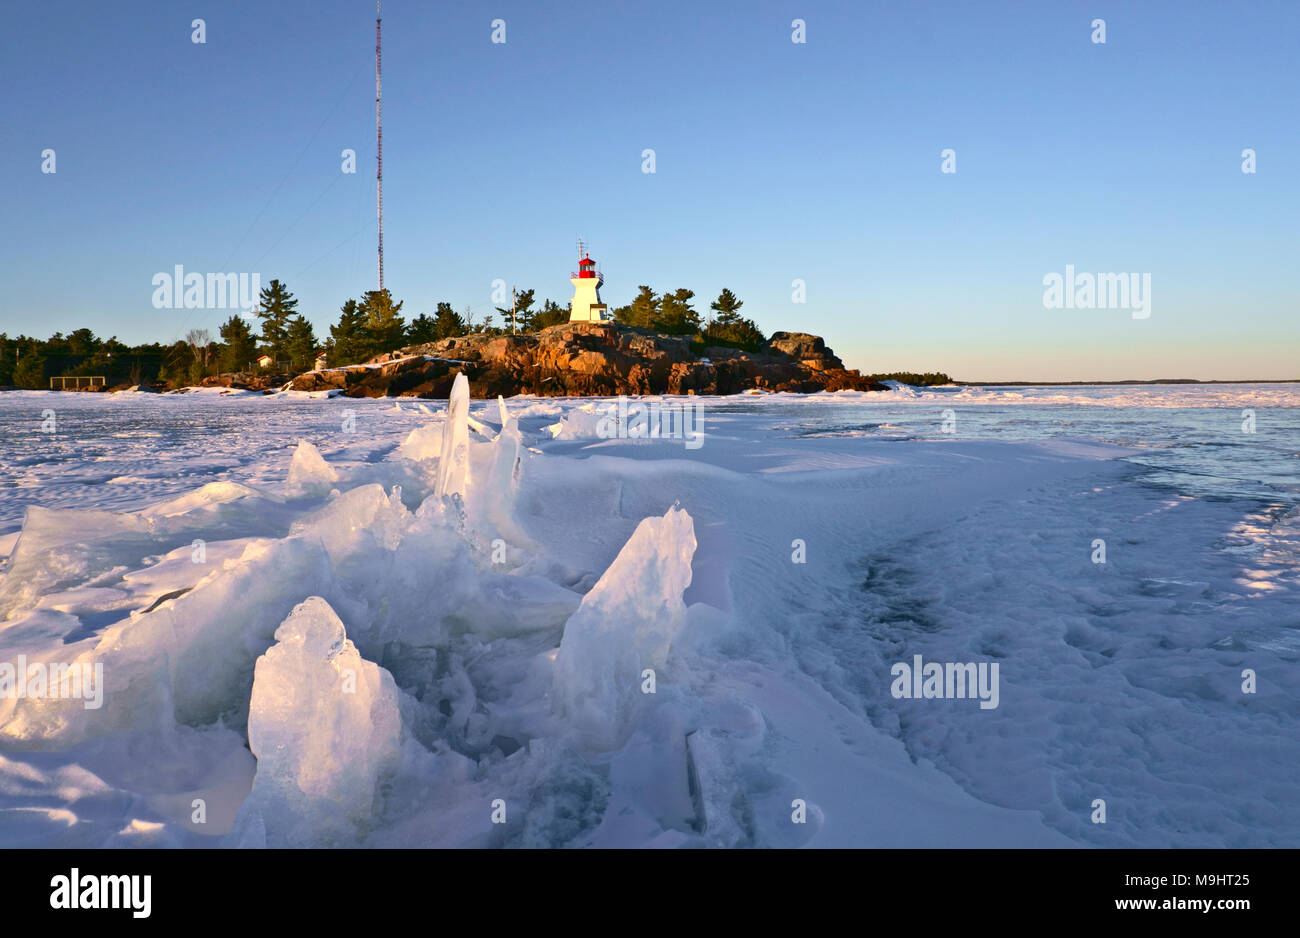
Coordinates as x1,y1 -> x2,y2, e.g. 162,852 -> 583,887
375,0 -> 384,291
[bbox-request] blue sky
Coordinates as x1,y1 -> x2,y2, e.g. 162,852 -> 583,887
2,0 -> 1296,380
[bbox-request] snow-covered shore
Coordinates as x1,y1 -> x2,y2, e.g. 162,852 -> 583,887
0,384 -> 1296,847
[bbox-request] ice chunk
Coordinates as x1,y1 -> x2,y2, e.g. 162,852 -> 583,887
290,484 -> 409,560
286,440 -> 338,496
138,481 -> 273,519
546,402 -> 612,440
485,412 -> 523,505
0,533 -> 342,746
232,597 -> 403,847
878,379 -> 922,398
434,373 -> 471,499
685,728 -> 749,847
397,423 -> 442,462
0,507 -> 151,621
0,484 -> 289,626
554,505 -> 697,750
465,414 -> 495,439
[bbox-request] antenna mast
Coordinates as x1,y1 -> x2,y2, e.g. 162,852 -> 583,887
376,0 -> 384,291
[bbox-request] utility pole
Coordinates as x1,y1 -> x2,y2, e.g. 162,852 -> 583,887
376,0 -> 384,292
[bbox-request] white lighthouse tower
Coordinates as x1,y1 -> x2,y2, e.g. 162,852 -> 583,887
568,240 -> 608,322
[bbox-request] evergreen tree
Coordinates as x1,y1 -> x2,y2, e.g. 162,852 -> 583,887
432,302 -> 467,339
163,340 -> 192,387
703,316 -> 766,351
495,288 -> 535,333
532,299 -> 569,330
701,287 -> 764,350
329,299 -> 367,365
655,288 -> 701,335
614,285 -> 659,328
284,315 -> 318,372
358,289 -> 406,356
67,328 -> 100,358
255,279 -> 298,362
406,313 -> 438,345
12,347 -> 46,389
82,336 -> 123,377
709,288 -> 744,326
0,334 -> 14,386
43,332 -> 69,357
218,314 -> 258,372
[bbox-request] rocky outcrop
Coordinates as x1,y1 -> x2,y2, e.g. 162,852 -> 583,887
287,322 -> 882,399
286,356 -> 471,398
764,332 -> 845,371
200,372 -> 293,393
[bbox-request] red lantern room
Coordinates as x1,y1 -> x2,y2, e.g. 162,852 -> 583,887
570,250 -> 602,285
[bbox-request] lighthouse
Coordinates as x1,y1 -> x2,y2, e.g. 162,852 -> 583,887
568,241 -> 609,322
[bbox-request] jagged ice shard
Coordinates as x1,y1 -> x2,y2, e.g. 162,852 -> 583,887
286,439 -> 338,497
231,596 -> 403,847
434,372 -> 471,500
554,505 -> 697,751
486,400 -> 523,507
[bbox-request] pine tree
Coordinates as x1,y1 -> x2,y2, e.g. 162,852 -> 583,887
218,314 -> 258,373
0,334 -> 13,386
532,299 -> 569,330
495,288 -> 535,333
709,288 -> 744,326
163,340 -> 192,387
67,328 -> 100,358
701,287 -> 764,350
614,286 -> 660,328
704,316 -> 765,351
12,347 -> 46,389
284,315 -> 318,372
655,288 -> 701,335
432,302 -> 467,339
255,279 -> 298,362
329,299 -> 367,365
358,289 -> 406,357
406,313 -> 438,345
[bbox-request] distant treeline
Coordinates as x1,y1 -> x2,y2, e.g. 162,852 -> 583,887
0,331 -> 169,389
1,280 -> 773,388
867,372 -> 953,386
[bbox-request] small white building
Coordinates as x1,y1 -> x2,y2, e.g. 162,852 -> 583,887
568,250 -> 610,322
314,351 -> 328,371
256,354 -> 275,369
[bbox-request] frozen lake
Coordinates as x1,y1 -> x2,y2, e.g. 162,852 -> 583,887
0,383 -> 1297,847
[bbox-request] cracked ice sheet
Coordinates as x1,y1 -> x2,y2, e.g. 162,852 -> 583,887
685,661 -> 1075,848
